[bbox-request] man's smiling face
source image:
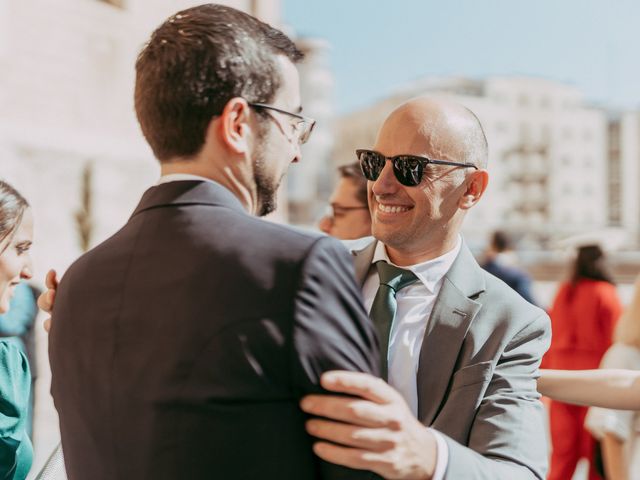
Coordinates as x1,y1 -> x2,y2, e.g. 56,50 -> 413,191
368,99 -> 477,264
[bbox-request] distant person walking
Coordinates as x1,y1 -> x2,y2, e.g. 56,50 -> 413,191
481,230 -> 536,305
545,244 -> 623,480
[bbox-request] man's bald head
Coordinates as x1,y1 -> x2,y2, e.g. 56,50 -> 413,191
378,97 -> 488,170
368,96 -> 490,265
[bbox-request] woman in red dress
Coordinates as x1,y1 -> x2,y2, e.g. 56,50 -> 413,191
545,245 -> 623,480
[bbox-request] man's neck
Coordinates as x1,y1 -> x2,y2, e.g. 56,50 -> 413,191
385,234 -> 460,267
160,161 -> 257,215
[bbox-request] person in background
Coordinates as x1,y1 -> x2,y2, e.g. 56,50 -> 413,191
0,282 -> 39,438
544,244 -> 623,480
582,273 -> 640,480
0,180 -> 34,479
481,230 -> 537,305
318,162 -> 371,240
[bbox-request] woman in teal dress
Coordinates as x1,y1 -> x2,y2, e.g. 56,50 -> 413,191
0,180 -> 34,479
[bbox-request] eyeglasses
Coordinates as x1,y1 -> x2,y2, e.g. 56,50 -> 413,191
326,203 -> 369,219
356,149 -> 478,187
249,103 -> 316,144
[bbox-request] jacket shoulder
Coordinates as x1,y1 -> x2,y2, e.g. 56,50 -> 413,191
480,269 -> 548,325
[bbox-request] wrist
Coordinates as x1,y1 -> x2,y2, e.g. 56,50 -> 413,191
417,426 -> 437,480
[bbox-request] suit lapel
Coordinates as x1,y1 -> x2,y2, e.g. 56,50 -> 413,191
344,237 -> 377,287
416,243 -> 485,425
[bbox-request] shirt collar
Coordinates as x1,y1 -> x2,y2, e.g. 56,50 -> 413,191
372,236 -> 462,293
156,173 -> 218,186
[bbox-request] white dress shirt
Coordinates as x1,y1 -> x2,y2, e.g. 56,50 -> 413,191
361,236 -> 462,480
156,173 -> 218,185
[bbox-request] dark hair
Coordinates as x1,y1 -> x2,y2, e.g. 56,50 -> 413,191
571,244 -> 614,285
491,230 -> 512,253
135,4 -> 304,162
0,180 -> 29,251
337,162 -> 368,206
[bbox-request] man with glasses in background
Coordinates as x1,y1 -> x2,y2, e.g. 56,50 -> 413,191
47,5 -> 379,479
319,162 -> 371,240
302,96 -> 552,480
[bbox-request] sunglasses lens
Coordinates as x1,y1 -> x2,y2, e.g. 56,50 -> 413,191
393,156 -> 423,186
358,150 -> 385,181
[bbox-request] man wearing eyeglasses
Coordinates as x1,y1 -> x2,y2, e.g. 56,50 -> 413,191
319,162 -> 371,240
47,5 -> 379,479
301,97 -> 551,480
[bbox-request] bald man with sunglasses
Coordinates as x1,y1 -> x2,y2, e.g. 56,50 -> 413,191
301,97 -> 551,480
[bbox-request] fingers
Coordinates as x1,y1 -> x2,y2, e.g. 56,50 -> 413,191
312,442 -> 388,473
38,269 -> 58,333
301,395 -> 402,429
37,288 -> 55,313
45,269 -> 59,289
306,418 -> 394,452
320,370 -> 401,404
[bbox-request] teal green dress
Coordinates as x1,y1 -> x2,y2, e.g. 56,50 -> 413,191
0,340 -> 32,480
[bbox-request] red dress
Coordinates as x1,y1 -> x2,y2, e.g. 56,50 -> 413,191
544,279 -> 623,480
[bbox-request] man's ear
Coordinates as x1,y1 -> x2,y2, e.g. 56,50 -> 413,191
208,97 -> 253,154
459,169 -> 489,210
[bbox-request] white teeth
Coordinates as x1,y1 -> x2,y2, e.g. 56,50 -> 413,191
378,204 -> 409,213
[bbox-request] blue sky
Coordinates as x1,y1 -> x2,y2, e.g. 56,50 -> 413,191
283,0 -> 639,114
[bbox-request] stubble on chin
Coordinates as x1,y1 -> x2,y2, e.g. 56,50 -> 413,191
255,172 -> 284,217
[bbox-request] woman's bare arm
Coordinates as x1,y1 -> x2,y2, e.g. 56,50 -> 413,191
538,369 -> 640,410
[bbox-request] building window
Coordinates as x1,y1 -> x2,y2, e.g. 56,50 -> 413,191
562,127 -> 573,140
519,123 -> 531,143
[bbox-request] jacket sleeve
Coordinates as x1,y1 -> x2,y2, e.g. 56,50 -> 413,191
291,235 -> 382,480
291,235 -> 380,390
442,313 -> 551,480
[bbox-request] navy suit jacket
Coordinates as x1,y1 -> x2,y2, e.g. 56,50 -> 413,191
50,180 -> 380,480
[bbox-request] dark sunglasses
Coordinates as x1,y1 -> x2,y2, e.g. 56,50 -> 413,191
356,149 -> 478,187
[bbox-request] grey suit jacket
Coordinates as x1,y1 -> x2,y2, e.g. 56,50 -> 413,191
347,237 -> 551,480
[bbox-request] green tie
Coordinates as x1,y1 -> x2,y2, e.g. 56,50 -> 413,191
369,261 -> 418,380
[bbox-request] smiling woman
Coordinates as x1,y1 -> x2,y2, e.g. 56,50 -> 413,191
0,181 -> 33,313
0,180 -> 34,479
